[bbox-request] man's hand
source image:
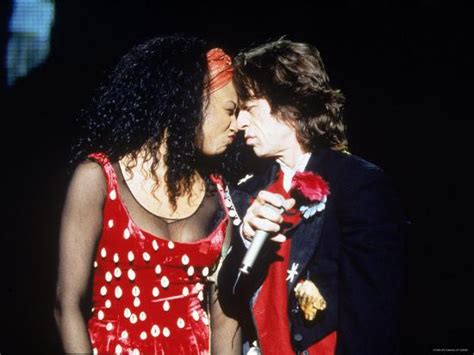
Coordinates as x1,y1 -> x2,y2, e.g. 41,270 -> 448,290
242,190 -> 295,243
294,280 -> 327,321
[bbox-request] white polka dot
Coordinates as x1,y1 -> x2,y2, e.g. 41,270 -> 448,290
105,299 -> 111,308
109,189 -> 117,200
143,252 -> 151,262
93,348 -> 98,355
132,286 -> 140,297
130,313 -> 137,324
106,322 -> 113,331
128,268 -> 136,281
187,266 -> 195,277
100,286 -> 107,296
182,286 -> 189,296
202,315 -> 209,325
151,324 -> 160,337
105,271 -> 112,282
181,254 -> 189,265
124,308 -> 131,318
128,251 -> 135,262
202,267 -> 209,277
152,287 -> 160,297
114,267 -> 122,278
132,349 -> 140,355
155,264 -> 162,275
100,247 -> 107,258
121,330 -> 128,339
133,297 -> 141,308
113,253 -> 119,263
198,290 -> 204,301
123,228 -> 130,240
115,344 -> 122,354
115,286 -> 123,299
140,331 -> 147,340
163,300 -> 170,311
97,310 -> 104,320
108,219 -> 114,228
139,311 -> 147,321
160,276 -> 169,288
177,318 -> 185,328
91,307 -> 95,312
192,310 -> 199,321
93,261 -> 98,268
163,327 -> 170,337
152,240 -> 159,251
168,241 -> 175,249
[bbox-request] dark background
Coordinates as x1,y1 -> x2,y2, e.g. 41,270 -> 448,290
2,1 -> 472,353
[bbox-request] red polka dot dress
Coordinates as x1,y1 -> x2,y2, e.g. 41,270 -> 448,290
87,153 -> 228,354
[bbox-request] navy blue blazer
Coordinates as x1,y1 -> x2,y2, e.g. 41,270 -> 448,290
218,148 -> 408,354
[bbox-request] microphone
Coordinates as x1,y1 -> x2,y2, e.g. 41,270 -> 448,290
239,198 -> 285,275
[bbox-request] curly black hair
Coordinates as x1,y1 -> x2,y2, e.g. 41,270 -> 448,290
73,34 -> 242,209
234,38 -> 348,152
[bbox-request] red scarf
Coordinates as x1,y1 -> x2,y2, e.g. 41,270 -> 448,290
252,170 -> 336,354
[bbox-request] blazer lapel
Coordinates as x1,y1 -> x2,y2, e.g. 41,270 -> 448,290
287,149 -> 329,294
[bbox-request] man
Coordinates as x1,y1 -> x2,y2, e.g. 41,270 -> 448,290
218,39 -> 407,354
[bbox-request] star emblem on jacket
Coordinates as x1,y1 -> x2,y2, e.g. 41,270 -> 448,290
286,262 -> 299,283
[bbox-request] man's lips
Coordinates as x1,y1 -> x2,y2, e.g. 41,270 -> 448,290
245,136 -> 256,145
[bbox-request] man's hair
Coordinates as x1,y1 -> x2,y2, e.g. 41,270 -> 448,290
233,38 -> 348,152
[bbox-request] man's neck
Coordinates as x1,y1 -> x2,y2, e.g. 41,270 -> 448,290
277,143 -> 308,169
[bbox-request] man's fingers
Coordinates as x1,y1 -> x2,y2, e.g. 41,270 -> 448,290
270,234 -> 286,243
249,217 -> 280,234
254,204 -> 283,223
283,198 -> 296,211
256,191 -> 285,209
242,221 -> 256,240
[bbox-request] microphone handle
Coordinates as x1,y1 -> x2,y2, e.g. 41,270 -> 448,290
239,230 -> 270,274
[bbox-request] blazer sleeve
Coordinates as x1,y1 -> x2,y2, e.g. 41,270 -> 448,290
336,168 -> 408,355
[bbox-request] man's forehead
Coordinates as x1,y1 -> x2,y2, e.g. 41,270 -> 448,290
239,97 -> 262,107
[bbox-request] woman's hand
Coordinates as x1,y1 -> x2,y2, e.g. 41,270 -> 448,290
294,280 -> 326,321
241,190 -> 295,243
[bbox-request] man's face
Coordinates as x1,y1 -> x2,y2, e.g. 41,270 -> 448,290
237,98 -> 296,158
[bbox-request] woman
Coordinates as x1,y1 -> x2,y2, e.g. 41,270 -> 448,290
54,35 -> 241,354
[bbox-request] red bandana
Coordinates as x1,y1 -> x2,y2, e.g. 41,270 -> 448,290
207,48 -> 233,93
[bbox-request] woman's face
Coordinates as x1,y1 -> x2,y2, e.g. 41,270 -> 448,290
199,81 -> 238,155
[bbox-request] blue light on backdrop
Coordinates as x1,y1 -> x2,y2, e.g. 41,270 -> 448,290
6,0 -> 55,86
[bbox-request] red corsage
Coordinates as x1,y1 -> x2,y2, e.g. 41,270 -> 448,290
290,171 -> 330,219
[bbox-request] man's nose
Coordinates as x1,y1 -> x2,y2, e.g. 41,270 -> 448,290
237,111 -> 249,130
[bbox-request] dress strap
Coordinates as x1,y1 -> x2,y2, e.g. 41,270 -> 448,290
210,174 -> 242,227
209,174 -> 227,209
88,153 -> 119,196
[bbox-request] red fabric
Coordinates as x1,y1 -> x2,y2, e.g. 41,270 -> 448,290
207,48 -> 233,93
87,153 -> 227,354
308,331 -> 337,355
253,170 -> 337,354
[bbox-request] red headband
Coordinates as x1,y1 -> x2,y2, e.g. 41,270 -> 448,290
207,48 -> 233,93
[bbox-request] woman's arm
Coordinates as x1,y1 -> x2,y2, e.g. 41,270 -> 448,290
209,222 -> 242,355
54,162 -> 106,353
